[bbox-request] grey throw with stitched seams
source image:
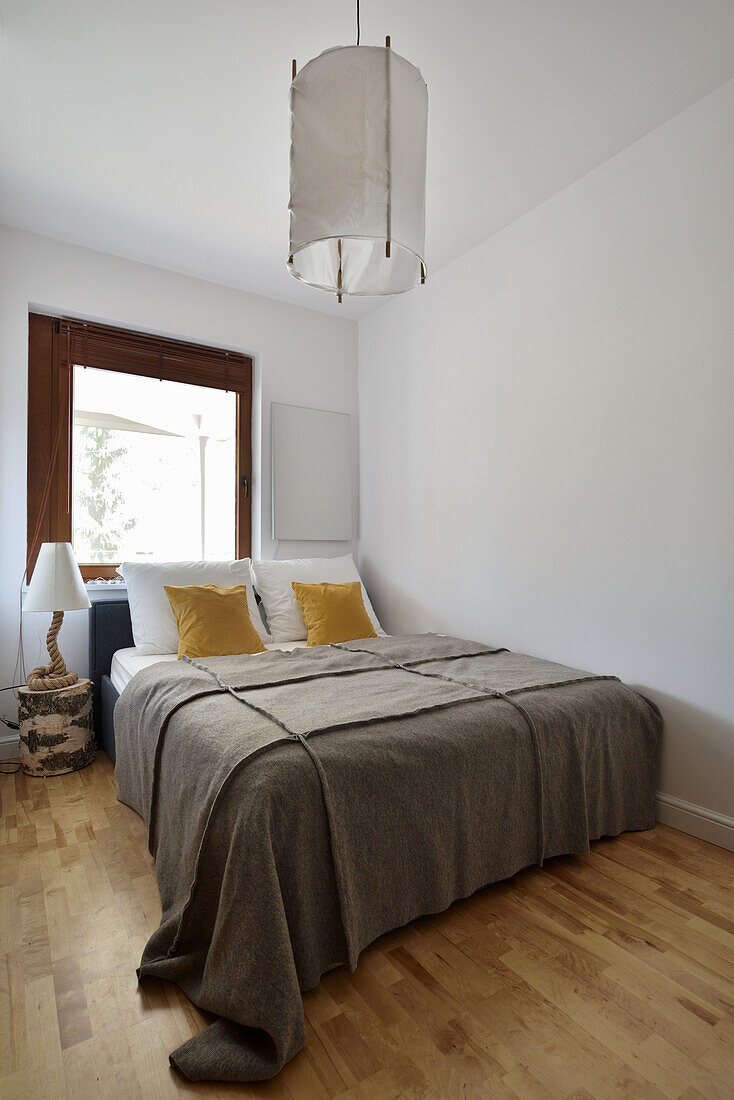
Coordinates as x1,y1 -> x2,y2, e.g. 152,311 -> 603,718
113,633 -> 662,1082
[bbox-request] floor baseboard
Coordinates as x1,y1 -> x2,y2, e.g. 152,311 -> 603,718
0,732 -> 20,762
656,791 -> 734,853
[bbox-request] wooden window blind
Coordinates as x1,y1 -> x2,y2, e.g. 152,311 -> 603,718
27,314 -> 253,580
62,319 -> 250,391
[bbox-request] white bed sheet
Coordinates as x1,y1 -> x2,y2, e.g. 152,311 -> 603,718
110,641 -> 308,695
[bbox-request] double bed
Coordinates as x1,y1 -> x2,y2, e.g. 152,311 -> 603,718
88,597 -> 662,1082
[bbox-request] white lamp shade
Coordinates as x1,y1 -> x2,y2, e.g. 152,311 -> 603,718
289,45 -> 428,296
25,543 -> 91,612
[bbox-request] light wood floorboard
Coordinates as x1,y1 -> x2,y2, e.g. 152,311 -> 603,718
2,753 -> 733,1098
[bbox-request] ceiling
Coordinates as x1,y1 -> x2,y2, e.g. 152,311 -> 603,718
2,1 -> 734,321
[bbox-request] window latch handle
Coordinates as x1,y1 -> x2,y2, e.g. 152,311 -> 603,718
242,475 -> 250,499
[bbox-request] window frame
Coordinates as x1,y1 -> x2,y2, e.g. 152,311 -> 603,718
27,314 -> 253,581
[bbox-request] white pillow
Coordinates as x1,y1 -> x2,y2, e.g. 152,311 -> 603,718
119,559 -> 271,654
251,555 -> 384,643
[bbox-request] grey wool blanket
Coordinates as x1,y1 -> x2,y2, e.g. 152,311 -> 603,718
114,633 -> 662,1082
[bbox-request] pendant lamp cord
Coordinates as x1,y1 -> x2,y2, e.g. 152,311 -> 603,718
356,0 -> 360,45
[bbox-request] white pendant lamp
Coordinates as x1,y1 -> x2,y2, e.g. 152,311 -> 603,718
288,6 -> 428,301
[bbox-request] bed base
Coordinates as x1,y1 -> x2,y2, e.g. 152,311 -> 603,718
88,598 -> 133,763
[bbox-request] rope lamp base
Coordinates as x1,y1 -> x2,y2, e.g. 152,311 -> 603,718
26,610 -> 79,692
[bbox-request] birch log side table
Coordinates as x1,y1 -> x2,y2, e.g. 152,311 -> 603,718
18,679 -> 95,776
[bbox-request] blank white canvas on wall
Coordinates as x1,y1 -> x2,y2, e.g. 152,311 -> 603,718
271,402 -> 352,541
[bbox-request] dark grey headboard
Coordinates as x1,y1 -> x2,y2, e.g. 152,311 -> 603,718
88,598 -> 133,732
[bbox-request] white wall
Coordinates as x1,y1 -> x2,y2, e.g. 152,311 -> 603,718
0,225 -> 357,724
358,81 -> 734,847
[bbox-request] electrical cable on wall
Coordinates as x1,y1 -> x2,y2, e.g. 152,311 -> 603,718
12,323 -> 72,698
0,685 -> 21,773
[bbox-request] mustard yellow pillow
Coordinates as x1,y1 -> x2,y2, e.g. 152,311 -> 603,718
164,584 -> 267,659
291,581 -> 377,646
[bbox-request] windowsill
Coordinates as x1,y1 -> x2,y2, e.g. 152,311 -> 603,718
22,581 -> 127,593
86,581 -> 128,599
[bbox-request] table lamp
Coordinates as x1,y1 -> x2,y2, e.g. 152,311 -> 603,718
24,542 -> 91,691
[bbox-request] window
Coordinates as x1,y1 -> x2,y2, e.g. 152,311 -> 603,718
73,368 -> 237,565
27,315 -> 252,581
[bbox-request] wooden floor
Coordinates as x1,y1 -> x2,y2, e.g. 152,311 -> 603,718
2,756 -> 734,1100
